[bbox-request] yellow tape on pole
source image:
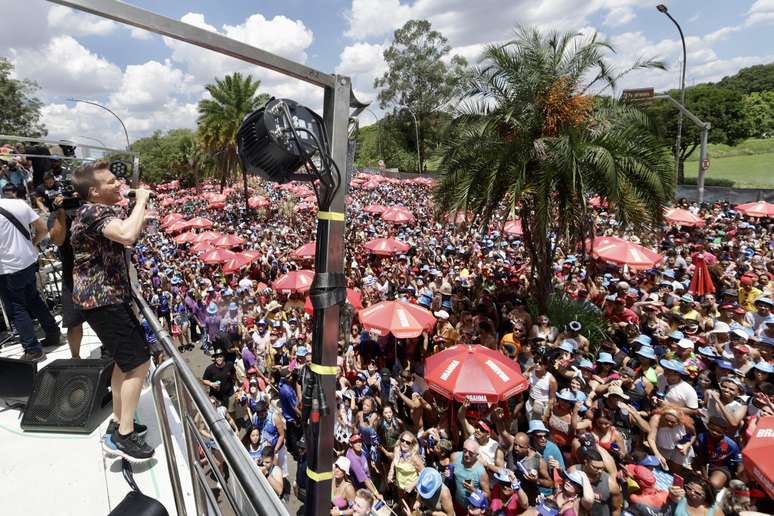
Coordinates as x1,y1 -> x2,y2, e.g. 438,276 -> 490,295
317,211 -> 345,221
310,362 -> 338,375
306,467 -> 333,481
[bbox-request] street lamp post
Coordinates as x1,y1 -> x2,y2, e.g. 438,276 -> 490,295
76,135 -> 108,147
404,107 -> 421,173
365,108 -> 382,160
67,98 -> 130,150
657,4 -> 687,183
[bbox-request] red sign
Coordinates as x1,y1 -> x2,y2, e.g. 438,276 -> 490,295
701,159 -> 710,170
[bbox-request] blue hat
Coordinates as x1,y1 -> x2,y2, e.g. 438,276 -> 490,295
441,299 -> 453,311
636,346 -> 657,360
224,288 -> 234,296
633,334 -> 652,346
493,469 -> 512,484
557,388 -> 576,403
296,346 -> 308,357
528,420 -> 549,434
164,267 -> 173,276
697,346 -> 718,358
639,455 -> 661,467
578,358 -> 594,370
680,294 -> 694,303
715,359 -> 734,371
598,352 -> 615,365
256,319 -> 267,327
466,490 -> 488,509
228,302 -> 238,311
755,297 -> 774,307
272,338 -> 286,349
356,372 -> 368,382
764,315 -> 774,326
754,362 -> 774,374
669,330 -> 685,340
417,468 -> 443,500
662,270 -> 676,279
171,276 -> 182,285
417,294 -> 433,308
558,340 -> 575,353
207,302 -> 218,314
561,469 -> 584,487
660,359 -> 685,374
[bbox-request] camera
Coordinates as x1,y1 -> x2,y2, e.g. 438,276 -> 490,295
57,176 -> 82,211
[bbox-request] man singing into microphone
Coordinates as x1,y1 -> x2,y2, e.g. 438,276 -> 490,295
70,161 -> 154,461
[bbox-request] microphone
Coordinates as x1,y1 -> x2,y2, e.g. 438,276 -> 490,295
123,189 -> 155,199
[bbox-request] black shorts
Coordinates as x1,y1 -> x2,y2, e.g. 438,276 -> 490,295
61,284 -> 86,329
85,302 -> 150,373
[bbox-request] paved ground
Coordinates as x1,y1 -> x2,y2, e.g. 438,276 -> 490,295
179,342 -> 303,515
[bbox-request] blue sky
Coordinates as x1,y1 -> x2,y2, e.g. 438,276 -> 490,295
3,0 -> 772,149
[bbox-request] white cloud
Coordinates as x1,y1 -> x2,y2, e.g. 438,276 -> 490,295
109,60 -> 201,113
10,36 -> 123,97
336,42 -> 388,101
703,25 -> 743,44
603,7 -> 636,27
746,0 -> 774,26
47,5 -> 118,37
128,26 -> 153,41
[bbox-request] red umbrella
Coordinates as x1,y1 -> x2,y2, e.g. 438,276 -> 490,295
212,234 -> 246,248
304,288 -> 362,315
664,208 -> 704,227
166,220 -> 191,233
174,231 -> 197,244
736,201 -> 774,218
242,249 -> 262,261
358,300 -> 435,338
743,416 -> 774,499
503,219 -> 523,236
591,236 -> 663,269
161,213 -> 183,227
363,204 -> 387,214
364,237 -> 410,256
189,217 -> 213,229
444,210 -> 474,224
192,231 -> 221,243
222,252 -> 257,274
208,201 -> 226,210
381,207 -> 415,224
200,248 -> 236,265
362,181 -> 380,190
425,345 -> 529,403
248,195 -> 269,209
159,197 -> 176,208
273,270 -> 315,293
589,196 -> 609,209
189,240 -> 214,254
689,253 -> 715,296
291,242 -> 316,260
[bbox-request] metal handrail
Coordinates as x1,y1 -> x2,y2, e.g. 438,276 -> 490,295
134,286 -> 288,516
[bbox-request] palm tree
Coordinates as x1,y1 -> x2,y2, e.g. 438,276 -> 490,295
172,139 -> 210,194
197,72 -> 270,210
434,27 -> 674,311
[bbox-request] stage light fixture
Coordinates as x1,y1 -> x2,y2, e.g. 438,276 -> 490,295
237,98 -> 327,184
109,160 -> 129,179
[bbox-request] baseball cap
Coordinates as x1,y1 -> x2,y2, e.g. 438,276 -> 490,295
730,328 -> 750,341
296,346 -> 308,357
755,297 -> 774,307
604,385 -> 630,399
676,338 -> 695,350
710,321 -> 731,333
466,490 -> 488,509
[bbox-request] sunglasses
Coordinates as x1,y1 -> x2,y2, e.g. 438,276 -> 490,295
400,438 -> 414,445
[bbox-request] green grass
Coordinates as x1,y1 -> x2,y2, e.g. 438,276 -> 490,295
685,137 -> 774,161
683,152 -> 774,188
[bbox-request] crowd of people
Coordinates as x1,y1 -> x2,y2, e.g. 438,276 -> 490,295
2,143 -> 774,515
128,173 -> 774,516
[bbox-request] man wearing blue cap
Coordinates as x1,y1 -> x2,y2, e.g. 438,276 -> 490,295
656,359 -> 699,414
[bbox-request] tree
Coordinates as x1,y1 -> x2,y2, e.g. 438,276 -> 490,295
742,91 -> 774,138
197,72 -> 270,210
171,138 -> 212,193
129,128 -> 196,184
646,84 -> 749,182
718,63 -> 774,95
0,58 -> 46,137
434,27 -> 673,311
374,20 -> 468,173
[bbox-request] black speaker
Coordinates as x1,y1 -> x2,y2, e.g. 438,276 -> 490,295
0,356 -> 38,402
21,359 -> 113,433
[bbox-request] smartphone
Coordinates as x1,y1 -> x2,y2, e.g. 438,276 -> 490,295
673,474 -> 684,488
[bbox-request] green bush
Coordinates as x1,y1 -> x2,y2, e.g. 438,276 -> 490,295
528,295 -> 611,354
680,177 -> 735,187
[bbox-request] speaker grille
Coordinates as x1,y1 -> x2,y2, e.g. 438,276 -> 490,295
22,359 -> 113,433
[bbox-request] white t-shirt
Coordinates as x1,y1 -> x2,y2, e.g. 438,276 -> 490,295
0,199 -> 39,274
657,377 -> 699,409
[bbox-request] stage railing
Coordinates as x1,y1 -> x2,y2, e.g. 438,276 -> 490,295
132,285 -> 288,516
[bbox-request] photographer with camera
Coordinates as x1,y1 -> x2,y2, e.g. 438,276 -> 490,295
48,188 -> 85,359
34,171 -> 61,213
70,160 -> 154,461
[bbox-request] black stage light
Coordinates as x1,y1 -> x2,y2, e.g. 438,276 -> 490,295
237,98 -> 326,184
109,160 -> 129,179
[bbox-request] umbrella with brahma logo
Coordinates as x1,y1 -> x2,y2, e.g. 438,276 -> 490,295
424,344 -> 529,403
742,416 -> 774,499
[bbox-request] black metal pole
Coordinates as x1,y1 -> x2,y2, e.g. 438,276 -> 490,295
304,76 -> 351,516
